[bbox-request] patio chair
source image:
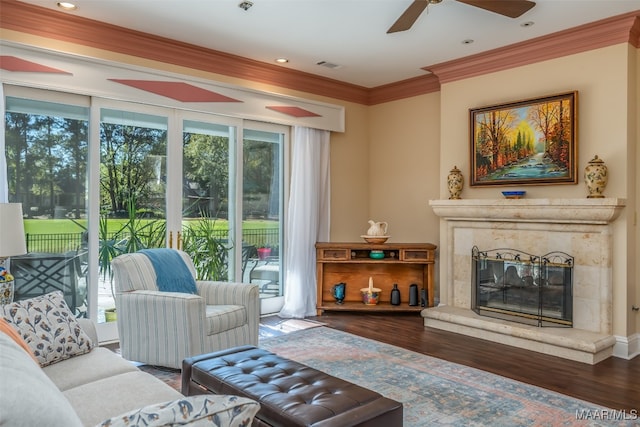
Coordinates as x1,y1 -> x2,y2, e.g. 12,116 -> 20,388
249,256 -> 280,295
11,250 -> 88,317
111,249 -> 260,369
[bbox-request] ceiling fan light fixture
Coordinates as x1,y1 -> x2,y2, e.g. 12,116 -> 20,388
428,0 -> 443,4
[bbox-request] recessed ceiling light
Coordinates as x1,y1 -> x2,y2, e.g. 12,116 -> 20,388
275,58 -> 289,64
57,2 -> 77,10
462,39 -> 474,45
521,21 -> 535,28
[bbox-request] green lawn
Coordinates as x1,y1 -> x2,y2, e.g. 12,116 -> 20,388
23,218 -> 278,234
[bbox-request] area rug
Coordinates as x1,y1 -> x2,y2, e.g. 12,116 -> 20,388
259,327 -> 635,427
258,316 -> 325,339
137,317 -> 324,393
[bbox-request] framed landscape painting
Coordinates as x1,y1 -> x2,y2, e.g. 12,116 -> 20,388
470,91 -> 578,187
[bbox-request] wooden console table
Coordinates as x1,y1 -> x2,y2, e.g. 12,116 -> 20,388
316,242 -> 437,315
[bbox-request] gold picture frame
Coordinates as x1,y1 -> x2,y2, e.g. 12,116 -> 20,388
470,91 -> 578,187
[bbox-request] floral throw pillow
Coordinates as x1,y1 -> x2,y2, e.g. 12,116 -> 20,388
96,395 -> 260,427
1,291 -> 94,367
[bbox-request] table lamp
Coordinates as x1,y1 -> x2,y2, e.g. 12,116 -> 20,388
0,203 -> 27,304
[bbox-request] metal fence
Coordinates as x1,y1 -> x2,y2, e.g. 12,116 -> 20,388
25,229 -> 279,254
25,233 -> 84,253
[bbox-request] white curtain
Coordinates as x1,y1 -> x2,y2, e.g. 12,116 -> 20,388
0,84 -> 8,203
279,126 -> 330,318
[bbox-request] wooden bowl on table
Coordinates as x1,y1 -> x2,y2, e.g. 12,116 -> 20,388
361,235 -> 390,244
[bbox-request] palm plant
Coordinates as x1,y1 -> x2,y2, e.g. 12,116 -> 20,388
98,197 -> 166,298
181,213 -> 230,281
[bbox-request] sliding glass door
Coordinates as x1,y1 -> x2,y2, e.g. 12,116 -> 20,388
4,88 -> 288,338
4,92 -> 90,317
180,117 -> 287,314
97,106 -> 169,320
242,126 -> 285,311
181,118 -> 237,282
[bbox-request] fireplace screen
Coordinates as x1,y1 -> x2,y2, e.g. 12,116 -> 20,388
471,247 -> 573,327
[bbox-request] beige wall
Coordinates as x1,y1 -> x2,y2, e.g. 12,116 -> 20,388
326,103 -> 370,242
330,93 -> 441,244
366,93 -> 441,245
434,44 -> 637,340
634,44 -> 640,335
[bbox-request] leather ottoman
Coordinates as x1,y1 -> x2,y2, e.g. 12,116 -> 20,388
182,345 -> 403,427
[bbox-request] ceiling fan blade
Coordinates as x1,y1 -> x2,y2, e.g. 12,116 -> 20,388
387,0 -> 430,34
456,0 -> 536,18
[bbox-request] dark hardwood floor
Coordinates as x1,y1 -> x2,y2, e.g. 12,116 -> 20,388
304,312 -> 639,412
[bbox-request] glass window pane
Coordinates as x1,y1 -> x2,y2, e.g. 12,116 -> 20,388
4,97 -> 89,317
243,130 -> 283,298
181,120 -> 232,281
98,108 -> 168,322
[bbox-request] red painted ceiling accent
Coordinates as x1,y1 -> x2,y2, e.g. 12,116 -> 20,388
266,106 -> 321,118
108,79 -> 242,102
0,56 -> 71,74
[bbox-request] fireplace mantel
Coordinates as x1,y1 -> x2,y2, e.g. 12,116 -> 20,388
424,197 -> 626,364
429,198 -> 626,224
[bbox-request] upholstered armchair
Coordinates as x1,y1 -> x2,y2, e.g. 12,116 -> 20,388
111,249 -> 260,369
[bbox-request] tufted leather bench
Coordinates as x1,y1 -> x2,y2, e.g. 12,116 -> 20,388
182,345 -> 403,427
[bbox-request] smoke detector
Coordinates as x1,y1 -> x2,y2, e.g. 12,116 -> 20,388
238,1 -> 253,11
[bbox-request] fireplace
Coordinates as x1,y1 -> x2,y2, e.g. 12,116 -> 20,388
426,198 -> 625,364
472,247 -> 573,327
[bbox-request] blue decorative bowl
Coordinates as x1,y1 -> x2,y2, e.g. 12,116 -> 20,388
369,250 -> 385,259
502,191 -> 526,199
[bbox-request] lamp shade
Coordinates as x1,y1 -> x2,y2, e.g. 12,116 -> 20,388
0,203 -> 27,257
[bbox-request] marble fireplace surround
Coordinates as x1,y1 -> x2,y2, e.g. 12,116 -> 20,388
425,198 -> 626,364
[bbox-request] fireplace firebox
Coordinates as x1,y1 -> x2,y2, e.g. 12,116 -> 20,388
471,246 -> 573,327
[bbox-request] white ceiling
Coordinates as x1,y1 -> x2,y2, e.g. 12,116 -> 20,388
17,0 -> 640,88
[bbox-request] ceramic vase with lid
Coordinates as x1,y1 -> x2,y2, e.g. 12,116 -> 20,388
447,166 -> 463,199
584,155 -> 608,198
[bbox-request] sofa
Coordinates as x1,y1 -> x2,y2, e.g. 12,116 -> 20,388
0,291 -> 259,427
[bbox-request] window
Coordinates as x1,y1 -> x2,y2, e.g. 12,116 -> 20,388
3,88 -> 289,333
4,94 -> 90,317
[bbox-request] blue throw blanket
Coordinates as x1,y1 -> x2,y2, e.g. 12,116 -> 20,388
138,249 -> 197,294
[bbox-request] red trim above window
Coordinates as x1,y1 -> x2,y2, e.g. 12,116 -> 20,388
0,55 -> 71,74
109,79 -> 242,103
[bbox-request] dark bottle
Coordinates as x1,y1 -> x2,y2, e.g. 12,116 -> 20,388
409,284 -> 419,306
390,284 -> 401,305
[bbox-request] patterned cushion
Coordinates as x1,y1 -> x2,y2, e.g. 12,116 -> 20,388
1,291 -> 94,367
95,395 -> 260,427
0,317 -> 38,362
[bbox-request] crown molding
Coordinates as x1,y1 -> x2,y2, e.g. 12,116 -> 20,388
368,74 -> 440,105
1,0 -> 638,105
0,0 -> 370,105
425,12 -> 640,84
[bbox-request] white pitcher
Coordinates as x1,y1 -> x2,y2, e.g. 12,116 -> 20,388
366,220 -> 388,236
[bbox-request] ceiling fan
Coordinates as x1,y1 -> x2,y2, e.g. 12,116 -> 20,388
387,0 -> 536,33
